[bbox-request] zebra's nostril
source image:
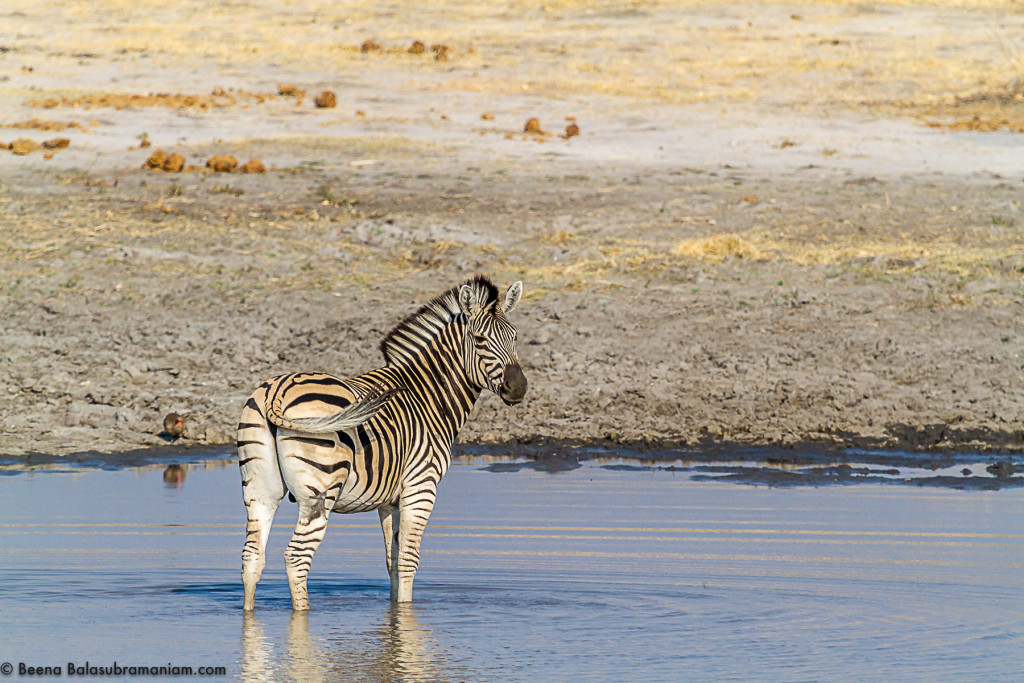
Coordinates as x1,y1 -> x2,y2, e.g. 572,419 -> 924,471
501,363 -> 528,400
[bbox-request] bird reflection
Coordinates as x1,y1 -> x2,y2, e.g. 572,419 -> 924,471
162,464 -> 186,489
240,603 -> 452,682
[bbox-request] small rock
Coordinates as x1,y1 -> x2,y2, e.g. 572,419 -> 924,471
122,363 -> 144,381
481,112 -> 495,120
115,407 -> 142,431
409,40 -> 426,54
563,123 -> 580,138
361,39 -> 382,53
739,194 -> 759,204
314,90 -> 337,108
277,84 -> 304,97
524,118 -> 542,134
42,137 -> 70,149
206,154 -> 238,173
202,427 -> 232,445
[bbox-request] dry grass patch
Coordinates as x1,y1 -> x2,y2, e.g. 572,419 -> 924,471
27,90 -> 276,111
1,118 -> 97,132
672,234 -> 766,263
541,230 -> 575,245
772,238 -> 1024,278
520,227 -> 1024,287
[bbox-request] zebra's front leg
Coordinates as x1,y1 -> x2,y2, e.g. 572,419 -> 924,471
284,489 -> 335,611
390,490 -> 437,603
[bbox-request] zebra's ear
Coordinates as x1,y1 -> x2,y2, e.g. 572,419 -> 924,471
458,284 -> 479,316
503,281 -> 523,314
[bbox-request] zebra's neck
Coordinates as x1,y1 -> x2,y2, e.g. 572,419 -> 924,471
385,322 -> 481,446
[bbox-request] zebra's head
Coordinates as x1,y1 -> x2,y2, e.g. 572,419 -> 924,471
458,280 -> 528,406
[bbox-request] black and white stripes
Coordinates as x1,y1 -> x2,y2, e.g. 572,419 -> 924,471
238,276 -> 527,609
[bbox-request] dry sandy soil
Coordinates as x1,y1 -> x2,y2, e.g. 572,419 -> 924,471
1,0 -> 1022,457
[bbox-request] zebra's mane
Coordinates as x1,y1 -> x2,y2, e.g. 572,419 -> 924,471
379,275 -> 500,366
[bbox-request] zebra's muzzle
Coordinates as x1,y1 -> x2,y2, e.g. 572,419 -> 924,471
499,362 -> 528,406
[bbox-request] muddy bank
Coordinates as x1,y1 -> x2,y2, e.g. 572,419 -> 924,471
1,157 -> 1023,458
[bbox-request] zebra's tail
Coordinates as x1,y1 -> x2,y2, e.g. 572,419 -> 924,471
267,386 -> 407,434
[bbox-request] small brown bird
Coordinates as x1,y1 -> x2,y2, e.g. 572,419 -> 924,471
163,413 -> 186,438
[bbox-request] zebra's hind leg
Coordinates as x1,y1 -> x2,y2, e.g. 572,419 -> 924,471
284,489 -> 335,611
242,495 -> 282,610
239,427 -> 285,610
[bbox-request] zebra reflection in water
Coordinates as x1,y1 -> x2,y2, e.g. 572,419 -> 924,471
236,276 -> 528,609
241,605 -> 448,682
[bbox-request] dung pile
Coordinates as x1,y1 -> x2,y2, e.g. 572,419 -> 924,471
206,154 -> 238,173
314,90 -> 337,108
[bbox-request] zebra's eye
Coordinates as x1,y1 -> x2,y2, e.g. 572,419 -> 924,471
473,334 -> 488,345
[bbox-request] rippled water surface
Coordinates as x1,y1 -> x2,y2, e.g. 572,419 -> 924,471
1,457 -> 1022,681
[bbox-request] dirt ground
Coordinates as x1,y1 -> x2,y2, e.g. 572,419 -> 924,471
1,0 -> 1022,457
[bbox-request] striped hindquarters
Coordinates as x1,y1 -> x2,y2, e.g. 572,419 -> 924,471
247,372 -> 411,513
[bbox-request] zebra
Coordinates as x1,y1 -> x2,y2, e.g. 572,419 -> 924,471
237,276 -> 528,610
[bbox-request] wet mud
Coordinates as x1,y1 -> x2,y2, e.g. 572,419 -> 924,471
3,441 -> 1021,491
468,443 -> 1024,489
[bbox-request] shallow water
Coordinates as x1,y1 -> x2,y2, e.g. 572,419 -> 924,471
1,457 -> 1023,681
